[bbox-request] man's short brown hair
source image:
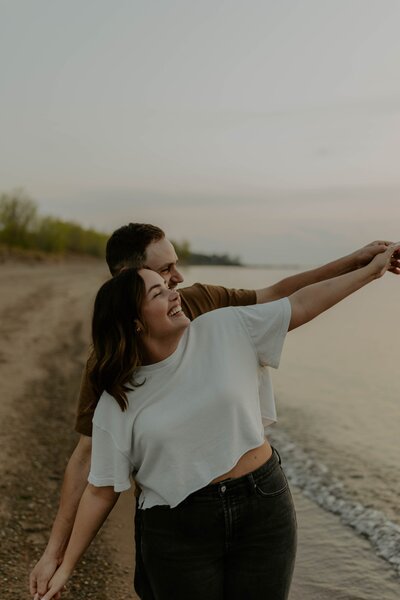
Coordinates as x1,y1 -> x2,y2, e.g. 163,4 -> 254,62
106,223 -> 165,276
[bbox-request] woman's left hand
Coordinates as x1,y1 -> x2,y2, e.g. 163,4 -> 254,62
389,246 -> 400,274
35,566 -> 70,600
370,242 -> 400,278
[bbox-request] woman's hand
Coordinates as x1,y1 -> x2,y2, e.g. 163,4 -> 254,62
389,245 -> 400,274
369,242 -> 400,278
34,566 -> 70,600
289,241 -> 400,331
352,240 -> 391,267
30,554 -> 61,600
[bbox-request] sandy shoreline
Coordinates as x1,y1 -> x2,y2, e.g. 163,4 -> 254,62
0,262 -> 134,599
1,262 -> 399,599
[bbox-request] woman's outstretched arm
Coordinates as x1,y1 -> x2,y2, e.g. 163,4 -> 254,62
256,240 -> 399,303
288,242 -> 400,331
38,484 -> 119,600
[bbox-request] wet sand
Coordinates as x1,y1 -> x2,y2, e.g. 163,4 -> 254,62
1,261 -> 399,599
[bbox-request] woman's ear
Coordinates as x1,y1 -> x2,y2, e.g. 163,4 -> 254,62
134,319 -> 143,334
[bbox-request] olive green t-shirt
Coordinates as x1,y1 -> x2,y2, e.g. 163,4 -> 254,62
74,283 -> 257,436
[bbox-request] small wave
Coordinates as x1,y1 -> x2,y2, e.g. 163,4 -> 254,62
268,428 -> 400,576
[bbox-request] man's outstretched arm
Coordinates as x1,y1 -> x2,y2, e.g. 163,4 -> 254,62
29,434 -> 92,599
255,240 -> 397,303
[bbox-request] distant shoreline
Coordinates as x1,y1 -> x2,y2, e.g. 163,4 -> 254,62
0,248 -> 308,270
183,262 -> 308,270
242,263 -> 306,270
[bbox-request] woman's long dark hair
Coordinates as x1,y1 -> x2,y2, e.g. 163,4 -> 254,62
90,268 -> 146,411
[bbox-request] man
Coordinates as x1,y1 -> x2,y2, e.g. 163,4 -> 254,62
29,223 -> 396,599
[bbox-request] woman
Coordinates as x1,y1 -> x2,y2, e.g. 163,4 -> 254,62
40,242 -> 400,600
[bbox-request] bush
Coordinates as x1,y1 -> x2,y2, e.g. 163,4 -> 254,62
0,189 -> 37,248
0,190 -> 108,258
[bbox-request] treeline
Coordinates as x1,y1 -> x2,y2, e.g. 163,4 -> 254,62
170,240 -> 241,266
0,189 -> 242,265
185,252 -> 241,266
0,190 -> 107,257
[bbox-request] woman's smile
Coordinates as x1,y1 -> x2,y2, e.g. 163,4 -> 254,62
138,269 -> 190,361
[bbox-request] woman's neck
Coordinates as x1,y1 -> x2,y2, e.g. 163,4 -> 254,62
140,333 -> 184,366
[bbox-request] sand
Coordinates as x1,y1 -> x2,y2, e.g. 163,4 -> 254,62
0,261 -> 399,599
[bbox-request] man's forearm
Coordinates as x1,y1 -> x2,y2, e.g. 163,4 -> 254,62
256,241 -> 390,303
260,255 -> 356,302
288,262 -> 378,330
288,241 -> 400,330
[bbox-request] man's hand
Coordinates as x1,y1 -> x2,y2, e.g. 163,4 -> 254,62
350,240 -> 397,270
30,554 -> 61,599
255,239 -> 398,303
35,566 -> 70,600
369,242 -> 400,278
390,247 -> 400,274
288,242 -> 400,331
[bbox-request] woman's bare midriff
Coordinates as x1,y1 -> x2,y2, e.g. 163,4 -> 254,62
210,439 -> 273,484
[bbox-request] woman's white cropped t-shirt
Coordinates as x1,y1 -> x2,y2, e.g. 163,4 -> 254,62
88,298 -> 291,509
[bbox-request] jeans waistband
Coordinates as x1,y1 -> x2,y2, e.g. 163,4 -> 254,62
188,447 -> 282,499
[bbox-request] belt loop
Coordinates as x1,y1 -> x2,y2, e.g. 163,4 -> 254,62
273,446 -> 282,465
247,472 -> 257,491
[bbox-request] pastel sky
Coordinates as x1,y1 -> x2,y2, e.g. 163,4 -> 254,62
1,0 -> 400,264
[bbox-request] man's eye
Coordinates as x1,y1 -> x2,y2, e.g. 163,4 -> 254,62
160,267 -> 170,274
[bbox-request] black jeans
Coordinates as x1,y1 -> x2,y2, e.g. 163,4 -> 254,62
135,449 -> 297,600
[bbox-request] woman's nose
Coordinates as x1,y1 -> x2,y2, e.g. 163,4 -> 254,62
169,289 -> 180,301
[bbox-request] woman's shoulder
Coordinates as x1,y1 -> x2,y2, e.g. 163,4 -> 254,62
93,390 -> 126,423
192,304 -> 241,327
188,306 -> 248,344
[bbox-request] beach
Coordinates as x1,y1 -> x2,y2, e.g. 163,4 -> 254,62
1,261 -> 399,599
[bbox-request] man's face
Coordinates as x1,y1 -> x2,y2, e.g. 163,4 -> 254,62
144,237 -> 184,289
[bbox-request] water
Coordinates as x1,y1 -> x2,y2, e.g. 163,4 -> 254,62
181,265 -> 400,593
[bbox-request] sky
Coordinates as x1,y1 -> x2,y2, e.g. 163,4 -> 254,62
1,0 -> 400,264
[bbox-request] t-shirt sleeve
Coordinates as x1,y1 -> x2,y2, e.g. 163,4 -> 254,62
180,283 -> 256,320
88,424 -> 132,492
234,298 -> 291,369
74,351 -> 99,437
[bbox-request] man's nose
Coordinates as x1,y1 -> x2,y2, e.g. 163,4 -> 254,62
170,267 -> 184,284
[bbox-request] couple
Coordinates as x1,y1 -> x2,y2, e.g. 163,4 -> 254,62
30,223 -> 400,600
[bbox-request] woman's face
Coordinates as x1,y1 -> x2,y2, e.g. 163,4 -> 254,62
139,269 -> 190,344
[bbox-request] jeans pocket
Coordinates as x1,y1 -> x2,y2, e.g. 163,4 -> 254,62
254,465 -> 289,498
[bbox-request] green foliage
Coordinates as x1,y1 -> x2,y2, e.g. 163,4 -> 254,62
0,189 -> 37,248
0,190 -> 107,257
171,238 -> 241,266
0,189 -> 241,264
188,252 -> 241,266
171,239 -> 191,261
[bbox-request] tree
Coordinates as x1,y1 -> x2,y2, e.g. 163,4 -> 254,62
172,239 -> 191,262
0,189 -> 38,248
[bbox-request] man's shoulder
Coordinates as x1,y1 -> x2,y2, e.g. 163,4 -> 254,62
179,283 -> 256,320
